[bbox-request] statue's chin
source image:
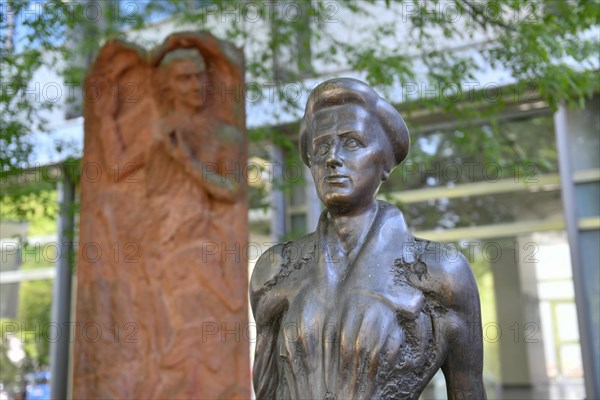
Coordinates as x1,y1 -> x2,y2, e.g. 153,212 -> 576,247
174,100 -> 205,114
321,191 -> 347,206
321,194 -> 366,215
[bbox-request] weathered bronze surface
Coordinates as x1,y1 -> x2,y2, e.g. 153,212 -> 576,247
74,32 -> 249,399
250,78 -> 486,399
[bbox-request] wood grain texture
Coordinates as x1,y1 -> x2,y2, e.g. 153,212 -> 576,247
73,32 -> 249,399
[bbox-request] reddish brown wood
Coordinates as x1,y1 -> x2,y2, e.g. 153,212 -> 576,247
73,32 -> 249,399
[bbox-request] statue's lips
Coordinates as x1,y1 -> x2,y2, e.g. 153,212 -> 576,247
324,175 -> 350,183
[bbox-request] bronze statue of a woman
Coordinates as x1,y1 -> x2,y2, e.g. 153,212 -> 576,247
250,78 -> 486,399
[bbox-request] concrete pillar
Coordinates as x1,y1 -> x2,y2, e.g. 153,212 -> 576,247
489,236 -> 548,387
555,97 -> 600,399
50,167 -> 75,400
516,234 -> 549,386
490,238 -> 533,386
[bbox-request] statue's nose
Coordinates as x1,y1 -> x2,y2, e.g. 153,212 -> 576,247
325,144 -> 342,168
191,77 -> 202,89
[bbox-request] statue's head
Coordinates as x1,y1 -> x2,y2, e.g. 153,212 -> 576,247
158,48 -> 208,113
299,78 -> 410,213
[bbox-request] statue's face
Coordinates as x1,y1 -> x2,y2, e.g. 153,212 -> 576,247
309,104 -> 390,214
169,59 -> 207,112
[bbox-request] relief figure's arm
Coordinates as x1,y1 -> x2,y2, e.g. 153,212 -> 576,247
95,88 -> 147,179
100,121 -> 145,176
158,125 -> 242,203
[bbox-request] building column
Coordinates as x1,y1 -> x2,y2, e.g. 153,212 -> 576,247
554,99 -> 600,399
490,238 -> 538,386
50,165 -> 76,400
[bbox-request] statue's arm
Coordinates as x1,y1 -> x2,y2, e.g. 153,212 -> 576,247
184,150 -> 242,202
92,75 -> 146,176
249,245 -> 286,399
439,253 -> 487,400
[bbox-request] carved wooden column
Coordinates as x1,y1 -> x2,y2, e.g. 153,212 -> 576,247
73,32 -> 249,399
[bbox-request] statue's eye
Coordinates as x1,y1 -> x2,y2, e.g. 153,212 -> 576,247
317,144 -> 330,156
344,138 -> 360,149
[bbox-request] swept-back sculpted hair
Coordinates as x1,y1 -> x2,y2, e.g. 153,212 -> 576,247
299,78 -> 410,173
158,48 -> 206,70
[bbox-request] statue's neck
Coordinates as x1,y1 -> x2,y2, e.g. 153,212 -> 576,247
327,201 -> 378,254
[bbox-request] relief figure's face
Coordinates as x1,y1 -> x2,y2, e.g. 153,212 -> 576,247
169,59 -> 207,112
309,104 -> 391,215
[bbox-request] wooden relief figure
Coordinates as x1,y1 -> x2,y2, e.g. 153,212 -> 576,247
73,32 -> 249,399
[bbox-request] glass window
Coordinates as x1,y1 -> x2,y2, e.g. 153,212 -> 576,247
383,114 -> 557,192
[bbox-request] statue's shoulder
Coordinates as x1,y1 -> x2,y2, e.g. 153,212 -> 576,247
414,237 -> 478,310
250,233 -> 316,303
250,242 -> 285,290
377,202 -> 476,307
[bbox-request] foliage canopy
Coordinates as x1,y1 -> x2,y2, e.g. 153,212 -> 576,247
1,0 -> 598,173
